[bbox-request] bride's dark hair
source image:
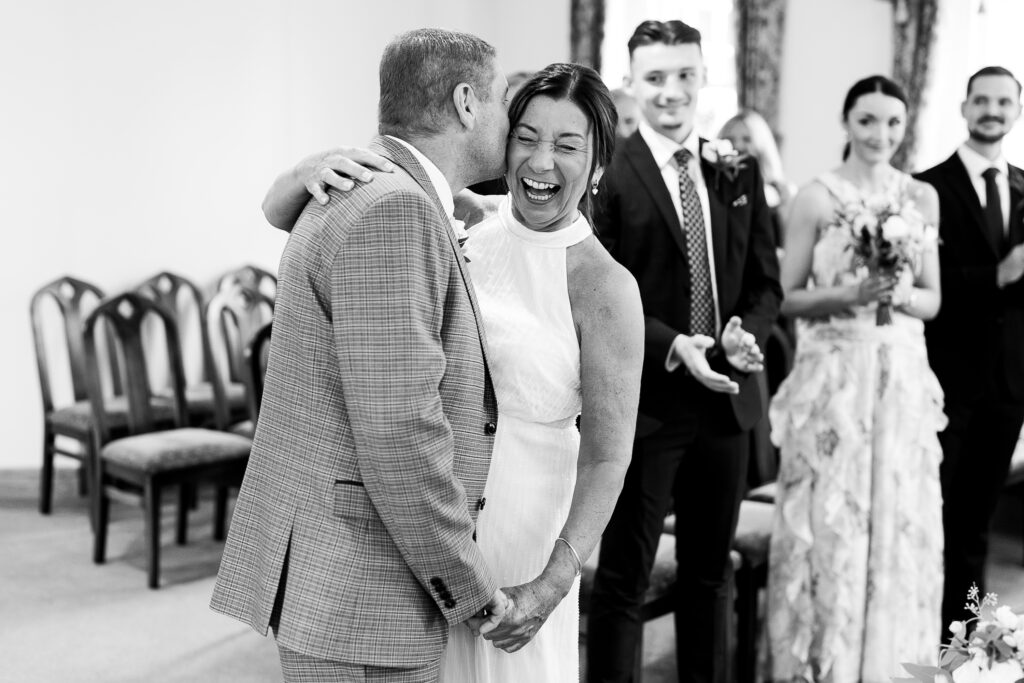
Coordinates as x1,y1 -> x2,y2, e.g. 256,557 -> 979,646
840,75 -> 909,160
505,62 -> 617,222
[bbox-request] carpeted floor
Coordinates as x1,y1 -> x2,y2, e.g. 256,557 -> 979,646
2,468 -> 1022,682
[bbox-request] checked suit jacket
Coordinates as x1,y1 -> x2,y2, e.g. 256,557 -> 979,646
595,132 -> 782,436
211,135 -> 499,667
916,153 -> 1024,403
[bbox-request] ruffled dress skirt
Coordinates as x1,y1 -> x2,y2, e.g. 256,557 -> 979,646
766,315 -> 946,682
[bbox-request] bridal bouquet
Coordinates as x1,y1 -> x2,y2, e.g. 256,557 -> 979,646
837,196 -> 936,325
896,586 -> 1024,683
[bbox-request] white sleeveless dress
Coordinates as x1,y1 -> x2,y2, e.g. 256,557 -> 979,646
766,171 -> 945,682
439,197 -> 588,682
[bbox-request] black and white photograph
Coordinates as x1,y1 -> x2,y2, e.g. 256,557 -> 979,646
4,1 -> 1024,681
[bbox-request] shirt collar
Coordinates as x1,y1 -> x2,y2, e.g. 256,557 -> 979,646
638,119 -> 700,170
958,142 -> 1009,179
386,135 -> 455,219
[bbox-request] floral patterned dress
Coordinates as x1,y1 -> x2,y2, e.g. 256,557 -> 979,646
766,171 -> 946,682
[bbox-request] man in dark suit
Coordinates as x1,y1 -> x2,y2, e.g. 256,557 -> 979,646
916,66 -> 1024,635
586,20 -> 781,683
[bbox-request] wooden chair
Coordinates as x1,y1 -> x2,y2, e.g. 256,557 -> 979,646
83,293 -> 252,589
215,264 -> 277,300
31,276 -> 120,514
135,271 -> 247,424
581,507 -> 772,682
236,321 -> 273,439
206,287 -> 275,396
579,519 -> 691,682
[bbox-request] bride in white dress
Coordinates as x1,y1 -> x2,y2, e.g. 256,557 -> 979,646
262,63 -> 645,681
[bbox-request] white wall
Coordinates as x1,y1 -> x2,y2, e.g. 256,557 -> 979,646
1,1 -> 570,469
777,0 -> 894,187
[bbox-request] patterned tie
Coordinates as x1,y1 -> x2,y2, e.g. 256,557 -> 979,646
673,148 -> 715,338
982,167 -> 1005,255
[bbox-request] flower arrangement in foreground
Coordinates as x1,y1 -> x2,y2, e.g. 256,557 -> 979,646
836,194 -> 937,325
896,585 -> 1024,683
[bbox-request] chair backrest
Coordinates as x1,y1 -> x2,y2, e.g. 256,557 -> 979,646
244,321 -> 273,424
216,265 -> 277,300
135,271 -> 210,385
82,293 -> 191,443
205,286 -> 275,388
30,276 -> 110,412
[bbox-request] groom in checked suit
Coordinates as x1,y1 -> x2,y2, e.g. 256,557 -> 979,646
916,66 -> 1024,636
210,29 -> 512,682
587,20 -> 781,683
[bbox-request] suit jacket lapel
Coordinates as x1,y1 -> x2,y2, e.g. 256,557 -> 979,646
1009,164 -> 1024,248
699,139 -> 728,290
623,133 -> 689,257
367,136 -> 492,359
944,152 -> 1001,258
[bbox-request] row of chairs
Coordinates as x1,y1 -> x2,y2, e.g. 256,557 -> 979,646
30,268 -> 275,588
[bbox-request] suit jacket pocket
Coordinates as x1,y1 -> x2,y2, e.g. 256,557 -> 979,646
332,480 -> 377,520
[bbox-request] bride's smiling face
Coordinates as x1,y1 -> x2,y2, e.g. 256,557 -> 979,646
505,95 -> 597,232
843,91 -> 907,165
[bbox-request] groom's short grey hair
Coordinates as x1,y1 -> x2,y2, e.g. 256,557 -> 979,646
378,28 -> 497,138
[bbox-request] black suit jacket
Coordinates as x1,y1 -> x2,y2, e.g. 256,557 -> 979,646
916,152 -> 1024,402
595,132 -> 782,436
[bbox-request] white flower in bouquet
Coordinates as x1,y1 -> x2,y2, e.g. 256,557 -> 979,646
994,606 -> 1019,631
950,658 -> 1024,683
882,214 -> 911,240
852,210 -> 878,237
865,194 -> 893,214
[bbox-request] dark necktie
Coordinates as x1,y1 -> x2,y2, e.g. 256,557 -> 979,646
673,148 -> 715,338
982,167 -> 1005,255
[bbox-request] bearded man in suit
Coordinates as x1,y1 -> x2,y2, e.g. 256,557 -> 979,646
916,66 -> 1024,635
210,28 -> 511,682
586,19 -> 782,683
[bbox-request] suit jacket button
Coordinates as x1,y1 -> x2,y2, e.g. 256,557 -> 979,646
484,422 -> 497,435
444,599 -> 456,609
430,577 -> 442,587
477,497 -> 486,510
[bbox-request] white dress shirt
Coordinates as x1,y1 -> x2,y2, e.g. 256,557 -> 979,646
957,142 -> 1010,234
387,136 -> 465,238
637,120 -> 722,371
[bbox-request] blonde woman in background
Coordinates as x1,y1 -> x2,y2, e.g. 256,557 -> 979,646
719,109 -> 795,249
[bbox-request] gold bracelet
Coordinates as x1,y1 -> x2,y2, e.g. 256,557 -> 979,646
555,537 -> 582,576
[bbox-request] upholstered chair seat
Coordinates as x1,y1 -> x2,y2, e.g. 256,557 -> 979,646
102,428 -> 252,473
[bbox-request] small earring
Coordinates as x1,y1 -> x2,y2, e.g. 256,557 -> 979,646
591,183 -> 599,196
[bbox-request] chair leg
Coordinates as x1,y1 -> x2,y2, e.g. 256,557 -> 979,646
76,459 -> 89,497
92,472 -> 109,564
214,485 -> 229,541
83,440 -> 96,532
40,425 -> 55,515
145,480 -> 161,589
176,485 -> 189,546
735,563 -> 761,683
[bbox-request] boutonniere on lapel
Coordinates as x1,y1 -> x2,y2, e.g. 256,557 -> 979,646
701,139 -> 749,191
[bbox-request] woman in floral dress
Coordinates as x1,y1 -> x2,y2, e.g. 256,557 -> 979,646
766,75 -> 946,682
